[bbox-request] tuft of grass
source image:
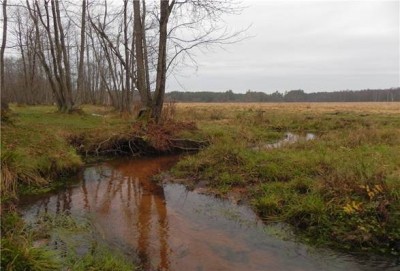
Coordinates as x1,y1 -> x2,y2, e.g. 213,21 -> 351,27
1,212 -> 137,271
1,213 -> 61,271
1,150 -> 47,200
66,247 -> 135,271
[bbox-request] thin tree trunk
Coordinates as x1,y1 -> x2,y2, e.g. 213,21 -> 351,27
133,0 -> 151,109
50,0 -> 68,110
142,0 -> 151,95
27,0 -> 63,108
152,0 -> 175,122
54,0 -> 74,111
123,0 -> 130,112
1,0 -> 8,110
77,0 -> 87,105
16,12 -> 30,104
37,0 -> 66,109
28,30 -> 39,104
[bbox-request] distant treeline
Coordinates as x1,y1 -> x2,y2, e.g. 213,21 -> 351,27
166,88 -> 400,103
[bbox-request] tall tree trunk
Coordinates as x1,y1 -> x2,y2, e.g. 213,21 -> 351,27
16,11 -> 32,104
152,0 -> 175,122
49,0 -> 68,110
27,0 -> 62,108
35,0 -> 66,109
54,0 -> 74,112
123,0 -> 130,112
77,0 -> 87,105
133,0 -> 151,109
142,0 -> 151,95
1,0 -> 8,110
28,31 -> 39,104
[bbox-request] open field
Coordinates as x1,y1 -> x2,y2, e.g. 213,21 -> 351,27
176,102 -> 400,114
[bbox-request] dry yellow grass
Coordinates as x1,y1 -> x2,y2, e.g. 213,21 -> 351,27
176,102 -> 400,114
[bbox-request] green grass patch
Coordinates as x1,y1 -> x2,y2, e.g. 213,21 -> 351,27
1,105 -> 131,199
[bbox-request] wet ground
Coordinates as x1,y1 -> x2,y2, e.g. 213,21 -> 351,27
21,156 -> 399,271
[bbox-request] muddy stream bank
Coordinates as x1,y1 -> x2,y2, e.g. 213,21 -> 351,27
20,156 -> 398,271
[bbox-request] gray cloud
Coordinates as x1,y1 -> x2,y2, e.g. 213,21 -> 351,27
167,0 -> 399,93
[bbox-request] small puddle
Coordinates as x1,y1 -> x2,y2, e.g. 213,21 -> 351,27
254,132 -> 316,151
20,156 -> 398,271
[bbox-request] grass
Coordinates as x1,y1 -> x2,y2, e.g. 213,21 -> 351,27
171,102 -> 400,254
1,105 -> 131,199
1,212 -> 61,271
1,212 -> 136,271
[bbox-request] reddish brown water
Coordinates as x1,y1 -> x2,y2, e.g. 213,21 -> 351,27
22,156 -> 399,271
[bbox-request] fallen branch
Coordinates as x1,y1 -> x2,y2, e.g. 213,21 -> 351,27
95,136 -> 113,156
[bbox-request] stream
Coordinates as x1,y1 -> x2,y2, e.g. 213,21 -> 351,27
20,156 -> 399,271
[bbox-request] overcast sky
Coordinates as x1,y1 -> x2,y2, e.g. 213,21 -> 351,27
167,0 -> 400,93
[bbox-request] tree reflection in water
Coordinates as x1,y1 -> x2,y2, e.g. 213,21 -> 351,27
28,156 -> 178,270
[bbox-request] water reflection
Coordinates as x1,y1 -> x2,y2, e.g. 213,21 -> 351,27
265,132 -> 316,149
251,132 -> 317,151
21,156 -> 399,271
85,157 -> 176,270
23,156 -> 177,270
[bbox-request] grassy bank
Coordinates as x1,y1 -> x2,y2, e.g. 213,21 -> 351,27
171,102 -> 400,255
1,105 -> 136,270
1,105 -> 131,200
1,104 -> 198,200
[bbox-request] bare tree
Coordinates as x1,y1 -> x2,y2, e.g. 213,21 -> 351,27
134,0 -> 149,109
1,0 -> 8,110
53,0 -> 74,111
85,0 -> 244,121
26,0 -> 60,106
139,0 -> 245,122
88,0 -> 132,111
76,0 -> 86,104
122,0 -> 131,112
26,0 -> 75,112
151,0 -> 175,122
3,0 -> 244,118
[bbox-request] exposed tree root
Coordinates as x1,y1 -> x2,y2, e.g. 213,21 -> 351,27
69,122 -> 208,157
